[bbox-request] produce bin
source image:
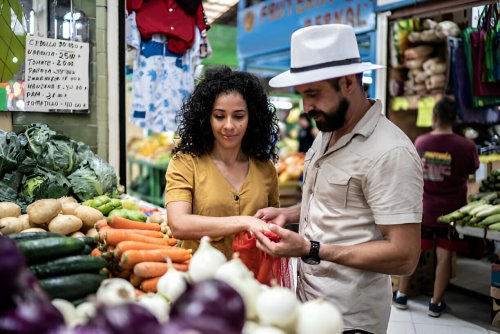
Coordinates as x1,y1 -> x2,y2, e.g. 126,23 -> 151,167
127,157 -> 168,207
279,181 -> 302,207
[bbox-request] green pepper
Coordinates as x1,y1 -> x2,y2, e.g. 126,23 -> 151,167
108,209 -> 147,222
96,202 -> 117,215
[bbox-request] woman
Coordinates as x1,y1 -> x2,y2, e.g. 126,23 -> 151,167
165,66 -> 281,259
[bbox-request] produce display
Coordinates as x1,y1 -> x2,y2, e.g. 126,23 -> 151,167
0,123 -> 119,211
276,152 -> 305,184
439,169 -> 500,230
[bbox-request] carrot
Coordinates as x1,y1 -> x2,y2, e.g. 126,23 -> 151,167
140,277 -> 161,293
109,215 -> 161,231
95,219 -> 110,231
110,229 -> 164,238
133,261 -> 189,278
90,247 -> 102,257
114,241 -> 177,258
129,273 -> 144,288
120,248 -> 192,269
115,269 -> 132,279
100,230 -> 175,247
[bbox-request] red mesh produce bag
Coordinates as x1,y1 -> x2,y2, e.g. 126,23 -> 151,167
232,231 -> 292,288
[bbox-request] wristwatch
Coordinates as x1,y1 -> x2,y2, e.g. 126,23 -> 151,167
301,240 -> 321,265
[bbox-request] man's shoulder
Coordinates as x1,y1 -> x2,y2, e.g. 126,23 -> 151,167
370,116 -> 417,152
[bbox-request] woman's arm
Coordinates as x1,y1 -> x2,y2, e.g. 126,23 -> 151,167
167,201 -> 269,240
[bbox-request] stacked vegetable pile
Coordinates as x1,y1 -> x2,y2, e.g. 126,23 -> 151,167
276,152 -> 305,184
94,215 -> 186,294
439,169 -> 500,230
0,123 -> 119,210
8,232 -> 107,303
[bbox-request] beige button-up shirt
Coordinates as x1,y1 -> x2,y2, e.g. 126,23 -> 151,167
298,100 -> 423,334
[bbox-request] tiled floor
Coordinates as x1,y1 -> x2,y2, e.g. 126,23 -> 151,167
388,255 -> 499,334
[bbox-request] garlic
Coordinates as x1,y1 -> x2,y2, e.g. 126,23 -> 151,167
188,236 -> 227,282
157,257 -> 188,303
96,278 -> 136,306
256,286 -> 299,331
214,252 -> 254,280
251,326 -> 287,334
137,293 -> 170,322
296,299 -> 343,334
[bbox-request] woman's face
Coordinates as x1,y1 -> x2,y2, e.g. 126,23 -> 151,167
210,91 -> 249,151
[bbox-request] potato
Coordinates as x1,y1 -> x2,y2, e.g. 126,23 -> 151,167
148,212 -> 163,225
21,227 -> 47,233
62,202 -> 80,215
74,206 -> 104,229
86,228 -> 98,238
70,231 -> 85,238
48,215 -> 83,235
18,214 -> 31,231
27,199 -> 62,225
0,217 -> 22,234
0,202 -> 21,218
58,196 -> 78,205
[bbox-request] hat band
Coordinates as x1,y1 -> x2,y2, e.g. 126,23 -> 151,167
290,57 -> 362,73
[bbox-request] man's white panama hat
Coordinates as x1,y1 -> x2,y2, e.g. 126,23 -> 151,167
269,24 -> 385,88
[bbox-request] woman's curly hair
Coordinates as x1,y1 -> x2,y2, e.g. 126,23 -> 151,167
173,66 -> 280,162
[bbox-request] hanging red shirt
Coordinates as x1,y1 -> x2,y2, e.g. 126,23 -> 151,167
127,0 -> 210,54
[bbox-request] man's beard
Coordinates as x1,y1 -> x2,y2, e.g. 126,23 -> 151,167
309,98 -> 349,132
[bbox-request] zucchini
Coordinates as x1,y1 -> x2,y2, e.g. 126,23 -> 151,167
7,232 -> 63,242
478,214 -> 500,227
17,237 -> 85,264
80,244 -> 92,255
29,255 -> 107,278
476,205 -> 500,218
38,273 -> 105,300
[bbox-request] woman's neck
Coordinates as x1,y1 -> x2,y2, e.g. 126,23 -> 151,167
210,147 -> 247,165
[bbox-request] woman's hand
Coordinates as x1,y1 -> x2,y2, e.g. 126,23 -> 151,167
252,224 -> 309,258
240,216 -> 270,233
254,207 -> 288,227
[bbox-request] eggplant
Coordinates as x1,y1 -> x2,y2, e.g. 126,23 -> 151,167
0,236 -> 29,313
83,303 -> 162,334
169,279 -> 246,333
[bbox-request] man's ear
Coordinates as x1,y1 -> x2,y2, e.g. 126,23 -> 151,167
340,75 -> 357,94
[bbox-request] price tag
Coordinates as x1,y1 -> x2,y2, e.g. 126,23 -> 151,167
24,36 -> 89,111
416,97 -> 435,127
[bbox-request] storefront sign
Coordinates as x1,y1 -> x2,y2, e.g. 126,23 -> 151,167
238,0 -> 376,60
24,36 -> 89,111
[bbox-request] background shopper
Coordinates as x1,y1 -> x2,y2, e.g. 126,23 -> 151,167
252,24 -> 424,334
297,113 -> 317,153
393,97 -> 480,317
165,66 -> 280,260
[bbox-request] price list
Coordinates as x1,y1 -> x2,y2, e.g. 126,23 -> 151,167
24,36 -> 89,111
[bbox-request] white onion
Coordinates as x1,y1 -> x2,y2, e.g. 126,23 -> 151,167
157,257 -> 188,303
256,286 -> 299,331
188,236 -> 227,282
96,278 -> 136,306
296,298 -> 344,334
251,326 -> 287,334
137,293 -> 170,322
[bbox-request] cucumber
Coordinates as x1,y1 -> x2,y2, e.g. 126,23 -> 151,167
7,232 -> 63,242
17,237 -> 85,264
29,255 -> 107,278
75,236 -> 97,249
81,244 -> 92,255
38,273 -> 105,300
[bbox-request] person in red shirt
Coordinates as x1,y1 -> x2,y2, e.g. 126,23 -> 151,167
393,97 -> 480,317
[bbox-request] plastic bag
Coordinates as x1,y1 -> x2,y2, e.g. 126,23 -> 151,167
232,232 -> 291,288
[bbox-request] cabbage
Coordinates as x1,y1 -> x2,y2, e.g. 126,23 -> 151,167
20,123 -> 56,155
37,136 -> 76,174
68,156 -> 118,201
0,131 -> 25,176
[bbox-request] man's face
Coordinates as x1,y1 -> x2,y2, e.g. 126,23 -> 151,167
295,80 -> 349,132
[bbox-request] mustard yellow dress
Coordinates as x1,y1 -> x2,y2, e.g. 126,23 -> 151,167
165,153 -> 280,259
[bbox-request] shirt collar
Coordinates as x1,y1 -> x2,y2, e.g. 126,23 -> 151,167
350,99 -> 383,138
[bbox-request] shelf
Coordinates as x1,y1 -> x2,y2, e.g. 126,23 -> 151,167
456,225 -> 500,242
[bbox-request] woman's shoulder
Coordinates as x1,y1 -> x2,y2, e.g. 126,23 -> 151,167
251,158 -> 277,173
170,152 -> 211,168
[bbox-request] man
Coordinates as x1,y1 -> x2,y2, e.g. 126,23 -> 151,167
393,97 -> 479,317
253,24 -> 424,334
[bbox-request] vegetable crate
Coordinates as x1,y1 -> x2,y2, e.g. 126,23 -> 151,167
127,157 -> 168,207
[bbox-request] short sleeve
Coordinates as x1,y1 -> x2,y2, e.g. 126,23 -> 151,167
468,142 -> 480,174
267,161 -> 280,208
165,153 -> 195,205
365,146 -> 424,225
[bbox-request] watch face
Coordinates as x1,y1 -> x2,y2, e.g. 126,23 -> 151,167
301,256 -> 320,265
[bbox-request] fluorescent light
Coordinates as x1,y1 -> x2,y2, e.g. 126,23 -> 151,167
12,57 -> 18,63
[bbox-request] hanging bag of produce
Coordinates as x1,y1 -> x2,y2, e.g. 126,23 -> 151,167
470,5 -> 500,96
232,231 -> 291,288
484,3 -> 500,82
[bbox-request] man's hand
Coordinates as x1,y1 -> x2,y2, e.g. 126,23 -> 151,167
253,224 -> 309,258
254,207 -> 288,227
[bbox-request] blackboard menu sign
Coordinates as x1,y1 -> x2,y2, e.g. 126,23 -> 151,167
24,36 -> 89,111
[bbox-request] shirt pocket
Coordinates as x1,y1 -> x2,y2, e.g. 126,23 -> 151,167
316,166 -> 351,208
302,149 -> 316,181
